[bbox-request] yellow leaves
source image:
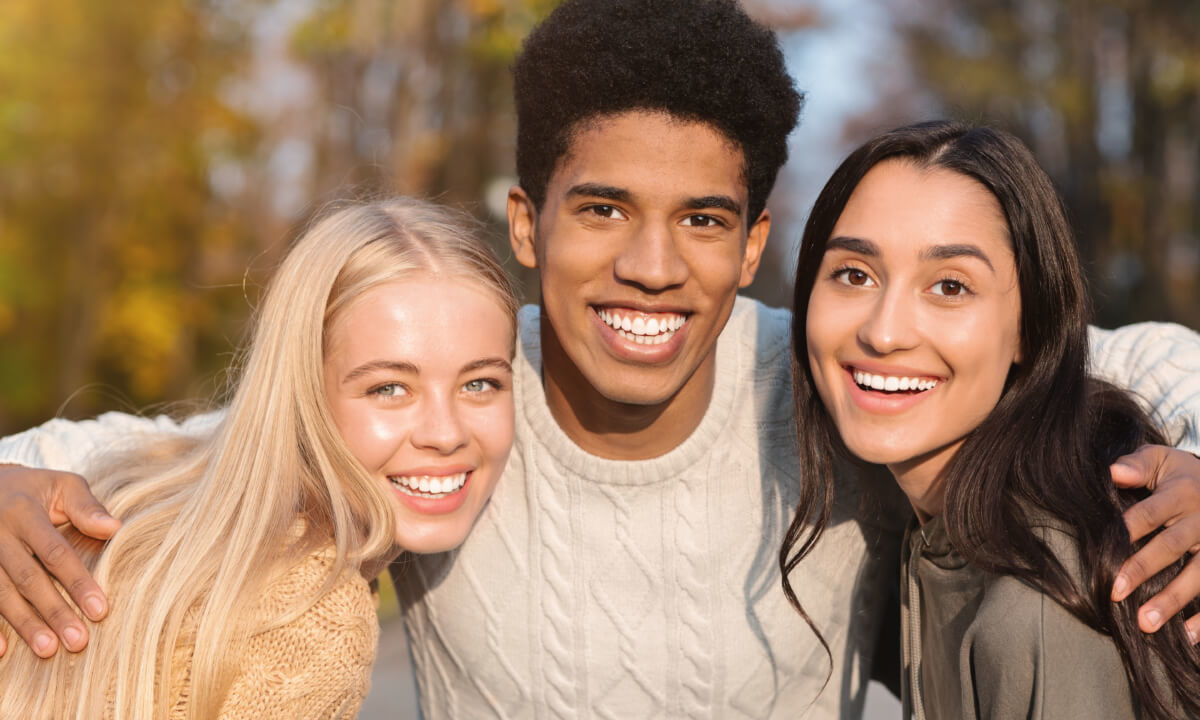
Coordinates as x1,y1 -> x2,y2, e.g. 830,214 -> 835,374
97,285 -> 186,400
0,302 -> 14,336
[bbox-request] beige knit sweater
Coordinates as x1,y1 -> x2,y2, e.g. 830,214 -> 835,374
165,548 -> 379,719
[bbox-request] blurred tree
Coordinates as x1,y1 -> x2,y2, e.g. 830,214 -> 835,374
285,0 -> 559,300
891,0 -> 1200,328
0,0 -> 260,432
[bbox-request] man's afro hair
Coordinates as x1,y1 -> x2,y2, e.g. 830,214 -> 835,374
513,0 -> 803,223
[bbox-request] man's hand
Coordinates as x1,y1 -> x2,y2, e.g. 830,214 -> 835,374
1109,446 -> 1200,643
0,464 -> 119,657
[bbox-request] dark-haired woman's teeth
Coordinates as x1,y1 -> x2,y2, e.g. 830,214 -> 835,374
389,472 -> 468,498
852,369 -> 938,393
596,308 -> 686,345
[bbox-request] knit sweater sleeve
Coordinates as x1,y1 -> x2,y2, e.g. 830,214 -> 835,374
1088,322 -> 1200,453
0,411 -> 222,472
215,564 -> 380,720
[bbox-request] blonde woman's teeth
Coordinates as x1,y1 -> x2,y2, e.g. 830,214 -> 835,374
852,369 -> 938,393
596,308 -> 686,345
389,472 -> 468,497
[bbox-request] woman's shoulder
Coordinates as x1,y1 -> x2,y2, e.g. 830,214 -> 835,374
218,547 -> 379,718
964,528 -> 1139,718
969,522 -> 1092,651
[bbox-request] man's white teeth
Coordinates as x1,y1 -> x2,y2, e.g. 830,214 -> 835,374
597,308 -> 686,345
389,472 -> 468,498
853,369 -> 938,393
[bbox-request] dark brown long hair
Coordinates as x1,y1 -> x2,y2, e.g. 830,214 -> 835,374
780,120 -> 1200,718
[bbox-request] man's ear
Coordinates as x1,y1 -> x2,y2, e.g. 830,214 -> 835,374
738,208 -> 771,288
507,186 -> 539,269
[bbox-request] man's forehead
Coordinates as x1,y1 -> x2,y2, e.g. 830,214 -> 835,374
550,111 -> 750,204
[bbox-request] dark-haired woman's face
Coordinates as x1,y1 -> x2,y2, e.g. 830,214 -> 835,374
805,160 -> 1022,513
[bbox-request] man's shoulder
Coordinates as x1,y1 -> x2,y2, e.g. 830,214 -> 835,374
724,296 -> 794,395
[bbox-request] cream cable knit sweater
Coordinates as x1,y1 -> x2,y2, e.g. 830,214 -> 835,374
2,298 -> 1198,719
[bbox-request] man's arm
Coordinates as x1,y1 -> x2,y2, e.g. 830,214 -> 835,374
0,411 -> 218,657
1088,322 -> 1200,638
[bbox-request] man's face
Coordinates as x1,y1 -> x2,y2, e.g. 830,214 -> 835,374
509,110 -> 768,412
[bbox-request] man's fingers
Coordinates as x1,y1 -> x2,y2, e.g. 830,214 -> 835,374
1114,514 -> 1200,600
24,517 -> 107,623
1109,444 -> 1169,489
1121,489 -> 1184,545
49,472 -> 119,540
0,563 -> 61,658
0,525 -> 90,653
1132,554 -> 1200,633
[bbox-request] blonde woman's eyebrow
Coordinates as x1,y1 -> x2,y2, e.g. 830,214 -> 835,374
341,360 -> 419,385
462,357 -> 513,375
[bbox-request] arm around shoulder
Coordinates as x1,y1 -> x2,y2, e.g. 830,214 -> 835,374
1088,322 -> 1200,453
0,410 -> 222,472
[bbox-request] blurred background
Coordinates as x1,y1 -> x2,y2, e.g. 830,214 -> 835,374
2,0 -> 1198,434
1,0 -> 1197,715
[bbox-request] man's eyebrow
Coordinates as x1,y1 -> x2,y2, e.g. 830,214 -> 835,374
825,236 -> 879,256
342,360 -> 419,385
684,195 -> 742,216
462,357 -> 513,374
920,243 -> 995,271
566,183 -> 631,203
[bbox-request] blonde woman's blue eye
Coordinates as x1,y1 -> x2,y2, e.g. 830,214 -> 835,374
463,379 -> 493,393
370,383 -> 406,397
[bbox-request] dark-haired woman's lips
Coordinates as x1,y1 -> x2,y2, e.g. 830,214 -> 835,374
850,367 -> 940,394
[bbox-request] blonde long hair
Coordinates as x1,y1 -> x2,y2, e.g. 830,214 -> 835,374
0,198 -> 518,719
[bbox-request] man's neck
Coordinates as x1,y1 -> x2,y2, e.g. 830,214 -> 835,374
537,317 -> 717,461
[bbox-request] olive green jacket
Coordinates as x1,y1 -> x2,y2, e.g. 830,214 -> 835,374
900,515 -> 1144,720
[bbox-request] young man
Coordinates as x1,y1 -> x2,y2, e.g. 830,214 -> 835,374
2,1 -> 1200,717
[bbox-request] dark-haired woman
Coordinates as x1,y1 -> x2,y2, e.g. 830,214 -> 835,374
783,121 -> 1200,719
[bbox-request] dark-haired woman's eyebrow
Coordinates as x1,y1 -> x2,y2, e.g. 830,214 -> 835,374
920,243 -> 994,271
566,183 -> 630,203
342,359 -> 419,385
825,236 -> 879,256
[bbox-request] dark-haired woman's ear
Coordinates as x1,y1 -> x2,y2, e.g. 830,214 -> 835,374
1109,445 -> 1200,643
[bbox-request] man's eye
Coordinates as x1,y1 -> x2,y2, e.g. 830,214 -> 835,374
682,214 -> 722,228
587,205 -> 627,220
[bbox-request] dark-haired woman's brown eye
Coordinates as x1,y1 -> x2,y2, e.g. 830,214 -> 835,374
847,269 -> 869,285
933,280 -> 964,296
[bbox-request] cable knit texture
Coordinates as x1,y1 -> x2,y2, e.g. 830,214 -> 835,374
397,298 -> 906,719
2,305 -> 1198,719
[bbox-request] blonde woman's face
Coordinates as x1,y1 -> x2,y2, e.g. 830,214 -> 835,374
323,275 -> 515,553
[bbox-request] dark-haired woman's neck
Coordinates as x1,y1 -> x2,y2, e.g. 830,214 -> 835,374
888,441 -> 962,524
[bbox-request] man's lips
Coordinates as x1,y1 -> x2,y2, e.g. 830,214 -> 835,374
592,306 -> 689,345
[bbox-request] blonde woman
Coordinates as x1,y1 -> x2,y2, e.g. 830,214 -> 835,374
0,198 -> 518,719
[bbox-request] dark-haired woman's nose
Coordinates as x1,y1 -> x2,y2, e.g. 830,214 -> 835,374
857,287 -> 920,355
